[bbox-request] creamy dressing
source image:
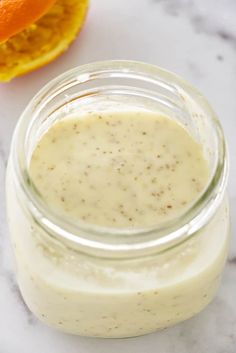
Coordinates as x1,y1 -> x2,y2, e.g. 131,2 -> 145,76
29,112 -> 209,227
7,111 -> 229,337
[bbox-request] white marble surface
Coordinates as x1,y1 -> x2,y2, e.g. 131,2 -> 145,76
0,0 -> 236,352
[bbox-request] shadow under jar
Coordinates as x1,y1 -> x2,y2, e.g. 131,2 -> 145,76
6,61 -> 229,338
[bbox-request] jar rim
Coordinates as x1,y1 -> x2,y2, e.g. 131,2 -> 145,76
11,60 -> 228,258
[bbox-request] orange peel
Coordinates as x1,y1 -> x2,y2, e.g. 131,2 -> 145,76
0,0 -> 57,42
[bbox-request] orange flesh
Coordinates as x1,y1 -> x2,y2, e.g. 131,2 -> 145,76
0,0 -> 88,81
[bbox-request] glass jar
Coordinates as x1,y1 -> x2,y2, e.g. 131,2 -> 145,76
6,61 -> 229,338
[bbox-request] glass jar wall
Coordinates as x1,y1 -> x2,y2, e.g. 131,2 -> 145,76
6,61 -> 229,338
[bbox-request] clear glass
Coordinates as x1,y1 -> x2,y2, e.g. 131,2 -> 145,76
6,61 -> 229,338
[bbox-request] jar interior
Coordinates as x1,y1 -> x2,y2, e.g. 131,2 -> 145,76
13,61 -> 226,257
25,68 -> 220,181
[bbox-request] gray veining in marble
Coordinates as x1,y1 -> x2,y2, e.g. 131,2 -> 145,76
152,0 -> 236,47
0,0 -> 236,352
